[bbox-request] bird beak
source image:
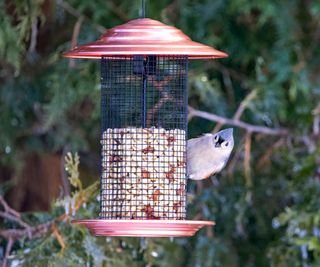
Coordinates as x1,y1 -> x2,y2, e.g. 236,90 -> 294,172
218,128 -> 233,140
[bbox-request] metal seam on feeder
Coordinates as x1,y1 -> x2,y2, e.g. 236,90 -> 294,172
64,17 -> 226,237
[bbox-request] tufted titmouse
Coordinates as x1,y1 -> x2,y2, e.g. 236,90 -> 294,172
187,128 -> 234,180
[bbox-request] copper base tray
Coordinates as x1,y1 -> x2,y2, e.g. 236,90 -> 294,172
72,219 -> 215,237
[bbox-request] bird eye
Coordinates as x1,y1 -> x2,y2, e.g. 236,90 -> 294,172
221,141 -> 230,148
213,135 -> 219,142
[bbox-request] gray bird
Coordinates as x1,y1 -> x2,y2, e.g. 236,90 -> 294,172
187,128 -> 234,180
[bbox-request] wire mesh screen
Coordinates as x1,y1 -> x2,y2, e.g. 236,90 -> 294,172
100,55 -> 188,220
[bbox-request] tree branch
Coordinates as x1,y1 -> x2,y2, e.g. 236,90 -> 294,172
244,132 -> 252,188
69,16 -> 84,68
146,75 -> 182,126
188,106 -> 288,136
107,1 -> 129,21
233,90 -> 257,121
28,17 -> 38,55
227,136 -> 245,178
257,138 -> 285,169
0,155 -> 98,263
0,196 -> 20,218
212,90 -> 258,133
57,1 -> 106,34
0,211 -> 31,236
1,237 -> 13,267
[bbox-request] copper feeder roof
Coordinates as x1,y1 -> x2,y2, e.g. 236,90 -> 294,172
63,18 -> 228,59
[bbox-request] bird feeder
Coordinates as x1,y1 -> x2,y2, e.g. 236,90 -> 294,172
63,18 -> 227,237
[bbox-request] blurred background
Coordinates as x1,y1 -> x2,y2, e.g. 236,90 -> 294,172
1,0 -> 320,266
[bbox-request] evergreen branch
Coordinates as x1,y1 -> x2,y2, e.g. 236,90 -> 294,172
65,152 -> 82,190
0,153 -> 99,264
0,179 -> 97,264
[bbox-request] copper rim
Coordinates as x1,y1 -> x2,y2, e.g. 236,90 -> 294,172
63,18 -> 227,59
72,219 -> 215,237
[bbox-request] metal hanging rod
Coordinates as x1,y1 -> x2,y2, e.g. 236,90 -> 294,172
141,0 -> 146,18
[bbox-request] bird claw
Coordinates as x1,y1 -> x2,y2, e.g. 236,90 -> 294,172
187,174 -> 194,180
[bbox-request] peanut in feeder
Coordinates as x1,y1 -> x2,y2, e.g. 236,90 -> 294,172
63,18 -> 227,237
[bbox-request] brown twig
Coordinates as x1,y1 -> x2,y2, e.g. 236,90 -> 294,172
212,90 -> 257,133
313,115 -> 320,136
0,212 -> 31,237
0,196 -> 20,218
161,0 -> 180,20
205,61 -> 250,89
0,182 -> 95,263
212,122 -> 223,133
227,136 -> 245,178
0,221 -> 53,240
146,97 -> 170,126
312,104 -> 320,136
52,224 -> 65,250
69,16 -> 84,68
256,138 -> 285,169
0,221 -> 53,267
0,196 -> 32,238
58,1 -> 106,34
148,75 -> 176,92
244,132 -> 252,188
28,17 -> 38,55
2,237 -> 13,267
0,195 -> 52,255
146,75 -> 178,126
221,67 -> 235,104
233,90 -> 257,121
107,1 -> 128,21
189,106 -> 288,136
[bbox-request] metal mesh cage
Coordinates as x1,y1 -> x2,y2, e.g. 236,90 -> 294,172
100,55 -> 188,220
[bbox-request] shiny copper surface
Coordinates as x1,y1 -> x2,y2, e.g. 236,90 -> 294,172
72,219 -> 215,237
63,18 -> 227,59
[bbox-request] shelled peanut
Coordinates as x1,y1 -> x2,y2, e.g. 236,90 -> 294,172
99,127 -> 186,220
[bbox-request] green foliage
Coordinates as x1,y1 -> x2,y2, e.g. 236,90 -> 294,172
64,152 -> 81,190
6,154 -> 186,266
1,0 -> 320,266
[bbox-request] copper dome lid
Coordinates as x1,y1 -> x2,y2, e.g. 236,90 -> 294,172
63,18 -> 227,59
